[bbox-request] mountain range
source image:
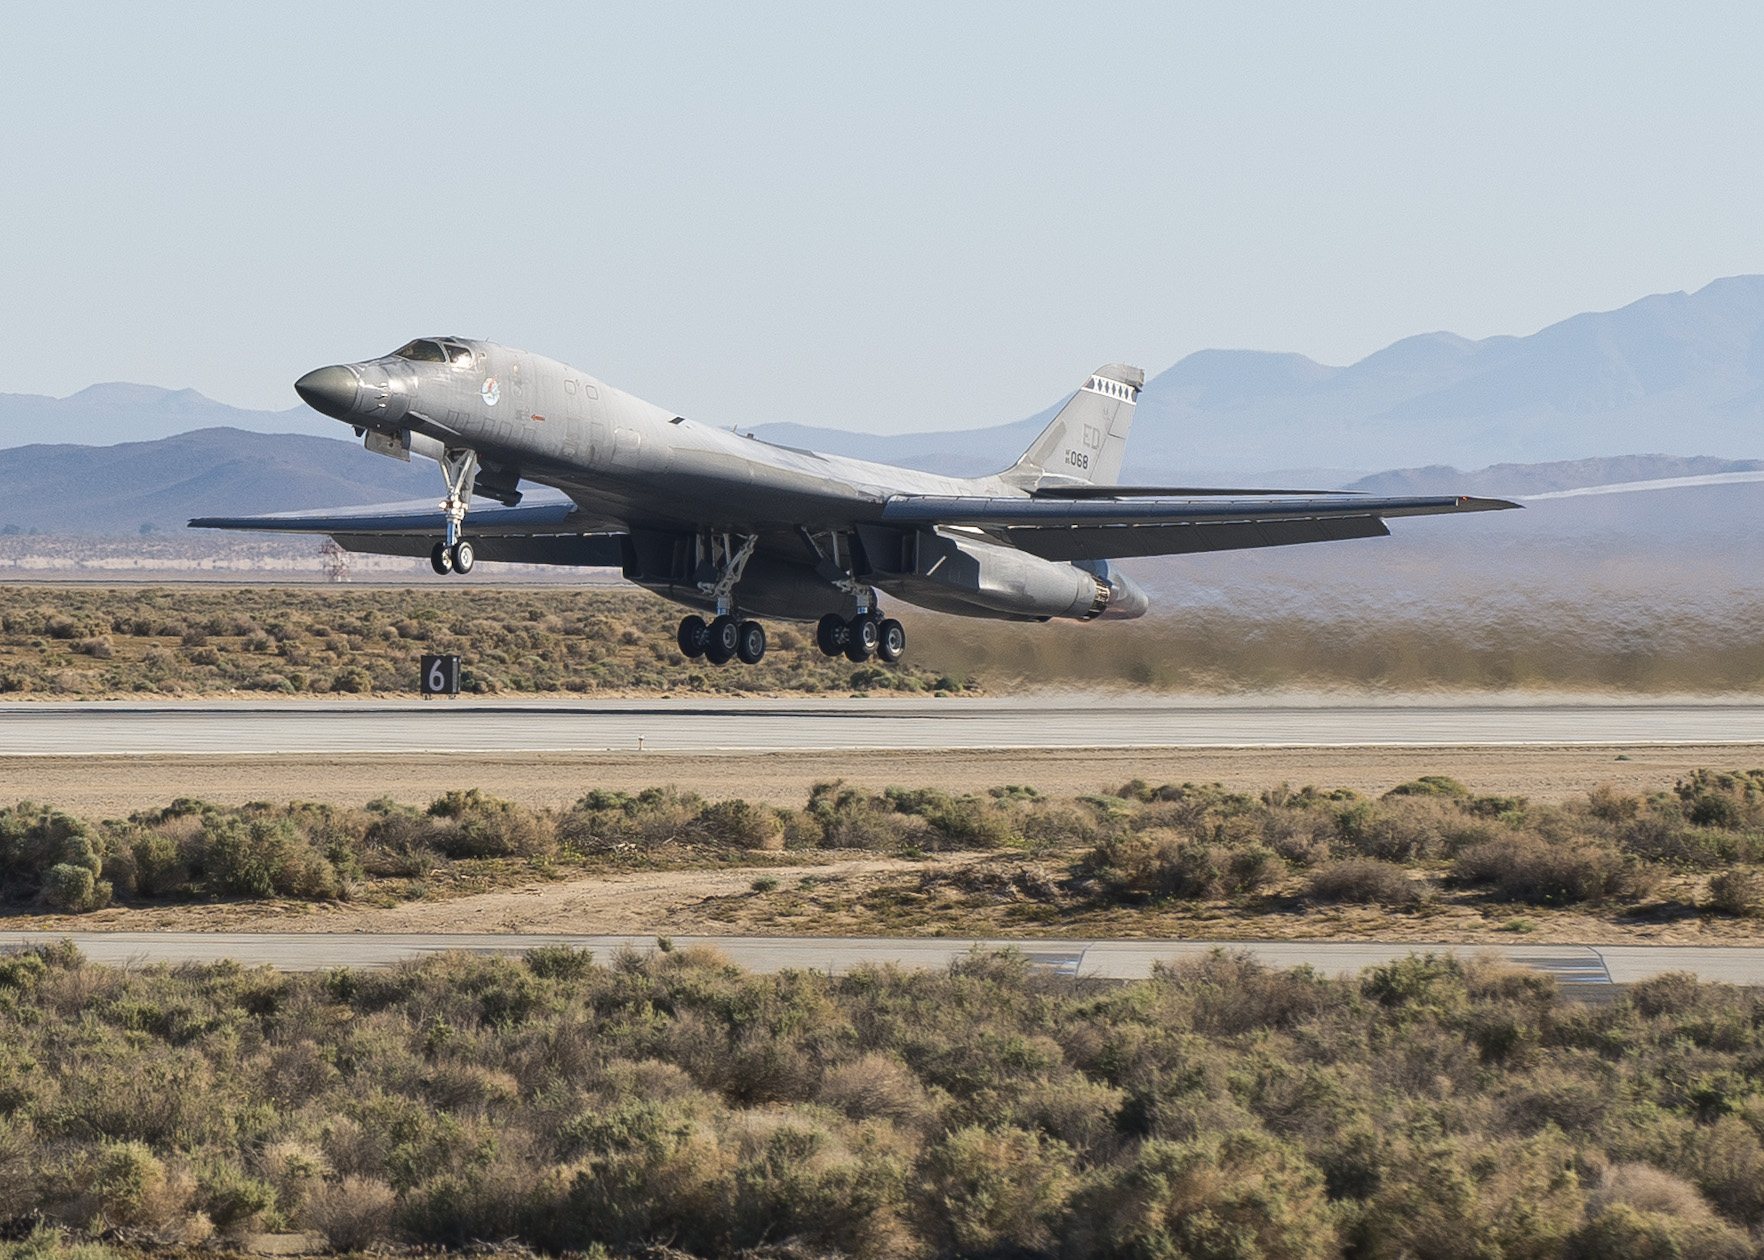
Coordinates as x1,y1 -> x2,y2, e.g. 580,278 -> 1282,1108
750,275 -> 1764,476
1,428 -> 434,535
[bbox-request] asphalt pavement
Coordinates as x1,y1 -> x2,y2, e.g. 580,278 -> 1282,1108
5,931 -> 1760,989
3,696 -> 1761,756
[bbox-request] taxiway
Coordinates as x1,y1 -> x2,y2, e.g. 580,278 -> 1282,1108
4,931 -> 1759,989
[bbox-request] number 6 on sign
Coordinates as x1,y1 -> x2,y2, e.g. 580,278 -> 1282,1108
420,654 -> 461,697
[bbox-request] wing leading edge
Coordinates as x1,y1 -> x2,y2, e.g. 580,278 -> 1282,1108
880,493 -> 1519,561
189,492 -> 628,567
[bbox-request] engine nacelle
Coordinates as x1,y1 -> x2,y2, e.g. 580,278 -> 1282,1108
880,529 -> 1149,622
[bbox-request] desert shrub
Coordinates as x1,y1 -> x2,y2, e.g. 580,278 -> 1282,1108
0,805 -> 112,910
539,1098 -> 728,1252
195,814 -> 342,899
75,1141 -> 195,1235
1081,832 -> 1229,902
1227,843 -> 1286,893
1008,1075 -> 1126,1153
0,1118 -> 38,1218
1568,1201 -> 1754,1260
1154,952 -> 1333,1035
919,1125 -> 1075,1254
1018,805 -> 1100,851
1674,769 -> 1764,829
41,863 -> 107,912
1076,1130 -> 1336,1260
1571,1163 -> 1753,1260
301,1176 -> 397,1251
1620,814 -> 1764,868
824,809 -> 927,851
1332,797 -> 1454,862
1353,1133 -> 1584,1260
818,1053 -> 938,1130
424,790 -> 554,859
3,944 -> 1764,1256
193,1161 -> 276,1232
691,798 -> 784,850
1305,858 -> 1422,906
884,787 -> 1020,849
1454,836 -> 1658,905
1705,868 -> 1764,918
525,945 -> 594,980
1385,775 -> 1470,799
556,787 -> 702,853
1259,807 -> 1333,867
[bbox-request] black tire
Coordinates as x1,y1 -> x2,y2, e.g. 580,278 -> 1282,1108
816,612 -> 848,657
677,614 -> 708,659
844,614 -> 879,662
429,542 -> 452,576
736,620 -> 767,665
876,618 -> 906,663
450,539 -> 475,575
705,614 -> 739,665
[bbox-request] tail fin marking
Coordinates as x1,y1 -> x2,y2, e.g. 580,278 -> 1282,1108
1002,363 -> 1144,489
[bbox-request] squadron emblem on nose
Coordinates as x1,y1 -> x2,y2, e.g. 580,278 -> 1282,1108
480,376 -> 500,406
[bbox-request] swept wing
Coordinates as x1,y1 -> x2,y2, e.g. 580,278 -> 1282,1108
879,493 -> 1519,560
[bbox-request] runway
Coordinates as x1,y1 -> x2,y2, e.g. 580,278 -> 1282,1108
5,931 -> 1760,989
3,696 -> 1762,756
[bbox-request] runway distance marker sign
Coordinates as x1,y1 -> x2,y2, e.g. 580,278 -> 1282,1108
420,654 -> 461,698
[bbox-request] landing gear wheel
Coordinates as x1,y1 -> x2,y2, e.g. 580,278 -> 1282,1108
816,613 -> 848,657
845,614 -> 879,662
736,620 -> 767,665
876,618 -> 906,663
677,614 -> 709,659
449,540 -> 475,575
705,614 -> 739,665
429,542 -> 453,576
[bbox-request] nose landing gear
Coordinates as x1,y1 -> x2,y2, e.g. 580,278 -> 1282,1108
427,448 -> 480,578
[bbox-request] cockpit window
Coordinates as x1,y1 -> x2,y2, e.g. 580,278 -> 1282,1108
442,342 -> 474,366
391,339 -> 448,363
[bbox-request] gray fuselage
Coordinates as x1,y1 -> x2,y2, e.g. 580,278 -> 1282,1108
300,338 -> 1149,623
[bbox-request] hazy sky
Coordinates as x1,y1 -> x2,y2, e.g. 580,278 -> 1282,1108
4,2 -> 1762,433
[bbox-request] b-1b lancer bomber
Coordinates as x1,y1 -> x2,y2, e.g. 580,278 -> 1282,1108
192,339 -> 1517,666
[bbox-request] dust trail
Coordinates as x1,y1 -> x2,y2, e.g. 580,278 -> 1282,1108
904,599 -> 1764,694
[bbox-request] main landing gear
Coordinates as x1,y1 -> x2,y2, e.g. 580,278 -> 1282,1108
678,609 -> 904,667
676,531 -> 771,666
816,609 -> 905,663
428,448 -> 479,577
671,529 -> 907,668
677,614 -> 768,666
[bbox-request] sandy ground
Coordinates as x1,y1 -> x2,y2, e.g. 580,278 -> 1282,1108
10,854 -> 926,937
11,848 -> 1763,947
2,744 -> 1752,815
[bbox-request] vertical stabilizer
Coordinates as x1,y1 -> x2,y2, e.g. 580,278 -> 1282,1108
1002,363 -> 1143,488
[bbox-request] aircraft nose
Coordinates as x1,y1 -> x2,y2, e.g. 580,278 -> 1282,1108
294,365 -> 361,420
